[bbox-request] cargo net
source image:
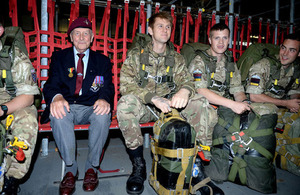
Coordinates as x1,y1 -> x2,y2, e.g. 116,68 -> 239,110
7,0 -> 294,114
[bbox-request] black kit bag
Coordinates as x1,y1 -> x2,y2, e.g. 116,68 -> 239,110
149,109 -> 198,195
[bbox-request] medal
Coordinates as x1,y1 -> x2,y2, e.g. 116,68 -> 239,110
68,68 -> 74,78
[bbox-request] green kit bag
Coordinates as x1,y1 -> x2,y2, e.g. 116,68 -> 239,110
205,103 -> 278,194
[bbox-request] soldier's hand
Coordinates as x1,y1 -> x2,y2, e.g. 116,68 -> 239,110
93,99 -> 111,115
50,94 -> 70,119
230,101 -> 251,114
287,99 -> 300,113
170,88 -> 189,109
151,96 -> 171,113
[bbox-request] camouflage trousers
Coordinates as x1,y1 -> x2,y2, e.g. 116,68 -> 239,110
117,94 -> 217,157
0,105 -> 38,179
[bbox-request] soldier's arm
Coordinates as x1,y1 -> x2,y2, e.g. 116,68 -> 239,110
290,94 -> 300,99
198,88 -> 250,114
119,52 -> 155,104
250,93 -> 300,112
0,94 -> 34,116
173,53 -> 195,97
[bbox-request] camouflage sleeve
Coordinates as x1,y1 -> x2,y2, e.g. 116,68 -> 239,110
287,67 -> 300,96
173,53 -> 195,97
246,58 -> 270,94
11,47 -> 40,96
229,63 -> 245,94
188,55 -> 207,89
119,50 -> 154,104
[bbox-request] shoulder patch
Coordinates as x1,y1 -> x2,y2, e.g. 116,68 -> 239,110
31,69 -> 37,83
193,69 -> 202,81
250,75 -> 260,86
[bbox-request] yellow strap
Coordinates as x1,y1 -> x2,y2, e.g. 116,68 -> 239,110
154,146 -> 197,159
176,155 -> 189,192
190,177 -> 212,195
277,146 -> 300,167
274,79 -> 278,85
149,177 -> 190,195
211,72 -> 214,79
230,71 -> 233,78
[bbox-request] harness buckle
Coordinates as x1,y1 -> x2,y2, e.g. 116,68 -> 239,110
285,151 -> 292,159
6,86 -> 17,96
240,137 -> 253,146
154,76 -> 162,84
177,148 -> 184,159
232,132 -> 242,143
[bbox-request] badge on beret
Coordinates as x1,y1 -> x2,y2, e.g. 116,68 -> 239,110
90,76 -> 104,92
68,68 -> 74,78
31,69 -> 37,83
193,69 -> 202,81
250,75 -> 260,86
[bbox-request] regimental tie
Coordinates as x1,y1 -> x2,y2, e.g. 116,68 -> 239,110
75,53 -> 85,95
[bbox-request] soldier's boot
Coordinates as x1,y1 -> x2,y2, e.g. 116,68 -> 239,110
192,157 -> 224,195
1,176 -> 19,195
126,146 -> 146,195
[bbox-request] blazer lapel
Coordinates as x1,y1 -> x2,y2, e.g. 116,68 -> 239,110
66,48 -> 77,94
82,50 -> 96,95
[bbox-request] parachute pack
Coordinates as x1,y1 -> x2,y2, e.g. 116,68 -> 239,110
149,109 -> 198,194
237,43 -> 280,82
274,110 -> 300,176
204,103 -> 278,194
0,26 -> 41,107
0,26 -> 29,97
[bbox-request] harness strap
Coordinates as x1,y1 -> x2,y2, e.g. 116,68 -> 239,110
150,140 -> 197,194
276,145 -> 300,168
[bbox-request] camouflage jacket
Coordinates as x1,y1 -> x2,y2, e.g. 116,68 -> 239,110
246,55 -> 300,99
0,42 -> 39,104
188,49 -> 244,97
120,42 -> 195,104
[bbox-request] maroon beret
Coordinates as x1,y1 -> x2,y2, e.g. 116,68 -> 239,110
67,17 -> 92,36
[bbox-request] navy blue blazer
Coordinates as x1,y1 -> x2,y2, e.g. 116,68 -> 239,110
43,47 -> 114,110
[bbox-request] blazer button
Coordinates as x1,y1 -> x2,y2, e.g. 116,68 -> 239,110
74,101 -> 76,104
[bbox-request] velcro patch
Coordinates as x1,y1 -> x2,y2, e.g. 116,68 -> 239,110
193,69 -> 202,81
250,75 -> 260,86
31,69 -> 37,83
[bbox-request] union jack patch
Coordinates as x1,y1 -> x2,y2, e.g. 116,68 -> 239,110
31,69 -> 37,83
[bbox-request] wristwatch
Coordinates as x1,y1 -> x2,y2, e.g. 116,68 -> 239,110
0,105 -> 8,118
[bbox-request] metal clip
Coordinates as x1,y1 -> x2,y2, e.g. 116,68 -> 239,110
177,148 -> 184,159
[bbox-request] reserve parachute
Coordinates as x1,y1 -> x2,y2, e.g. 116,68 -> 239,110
274,110 -> 300,176
149,109 -> 198,194
237,43 -> 280,82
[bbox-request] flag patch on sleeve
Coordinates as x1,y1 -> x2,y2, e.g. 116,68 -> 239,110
193,69 -> 202,81
250,75 -> 260,86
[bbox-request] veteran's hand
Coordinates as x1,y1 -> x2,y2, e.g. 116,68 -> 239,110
93,99 -> 111,115
50,94 -> 70,119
